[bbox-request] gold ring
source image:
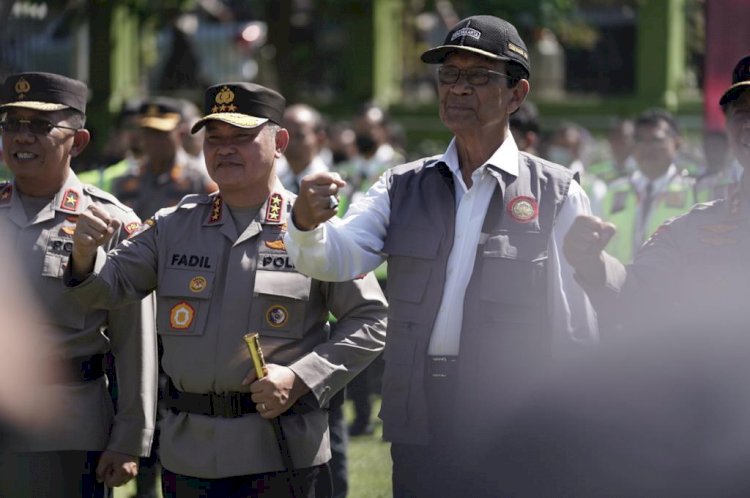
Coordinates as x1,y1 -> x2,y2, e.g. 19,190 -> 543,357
259,402 -> 266,412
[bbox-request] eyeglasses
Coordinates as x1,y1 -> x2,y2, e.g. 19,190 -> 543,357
438,66 -> 510,86
0,118 -> 81,135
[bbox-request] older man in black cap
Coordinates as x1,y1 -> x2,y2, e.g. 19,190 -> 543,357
284,15 -> 597,497
0,72 -> 157,497
65,81 -> 387,497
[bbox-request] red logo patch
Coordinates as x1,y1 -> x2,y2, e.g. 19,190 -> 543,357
507,196 -> 538,223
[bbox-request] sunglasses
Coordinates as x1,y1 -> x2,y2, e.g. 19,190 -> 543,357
438,66 -> 510,86
0,118 -> 81,135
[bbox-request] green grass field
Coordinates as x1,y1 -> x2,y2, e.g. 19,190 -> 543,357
114,399 -> 391,498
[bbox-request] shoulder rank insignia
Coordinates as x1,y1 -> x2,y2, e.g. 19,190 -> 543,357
265,193 -> 284,223
507,196 -> 538,223
123,221 -> 142,236
0,183 -> 12,205
59,189 -> 80,212
207,195 -> 223,224
129,217 -> 155,238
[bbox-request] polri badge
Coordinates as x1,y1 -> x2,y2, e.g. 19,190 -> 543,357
266,304 -> 289,328
189,276 -> 208,293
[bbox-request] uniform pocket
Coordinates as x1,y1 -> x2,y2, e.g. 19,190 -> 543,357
157,270 -> 215,336
249,270 -> 311,339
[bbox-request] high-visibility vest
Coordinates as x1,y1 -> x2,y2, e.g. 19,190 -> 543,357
603,172 -> 695,263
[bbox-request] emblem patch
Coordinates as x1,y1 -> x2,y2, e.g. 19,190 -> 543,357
265,193 -> 283,223
60,189 -> 80,212
169,302 -> 195,330
124,222 -> 141,235
266,304 -> 289,328
15,77 -> 30,98
59,225 -> 76,236
189,276 -> 208,293
508,196 -> 538,223
265,239 -> 285,250
211,86 -> 238,113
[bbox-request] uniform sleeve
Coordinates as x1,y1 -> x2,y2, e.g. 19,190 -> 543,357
548,180 -> 599,345
284,175 -> 391,281
287,272 -> 387,407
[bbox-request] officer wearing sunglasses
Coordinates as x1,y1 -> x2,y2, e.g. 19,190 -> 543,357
0,71 -> 157,498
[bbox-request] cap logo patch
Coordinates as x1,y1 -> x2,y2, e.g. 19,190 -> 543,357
508,42 -> 528,60
266,304 -> 289,328
451,27 -> 481,41
189,276 -> 208,293
212,86 -> 238,113
508,196 -> 538,223
14,77 -> 30,99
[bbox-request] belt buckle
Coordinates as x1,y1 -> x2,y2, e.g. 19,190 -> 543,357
211,393 -> 239,418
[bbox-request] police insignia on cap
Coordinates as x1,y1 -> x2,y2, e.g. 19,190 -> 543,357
15,77 -> 30,98
211,86 -> 238,113
170,302 -> 195,330
189,276 -> 207,293
266,304 -> 289,328
508,196 -> 538,223
265,193 -> 283,223
60,189 -> 80,212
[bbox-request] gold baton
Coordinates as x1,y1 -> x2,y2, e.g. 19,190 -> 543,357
243,332 -> 268,379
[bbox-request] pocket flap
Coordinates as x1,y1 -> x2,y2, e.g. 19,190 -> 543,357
483,230 -> 548,262
254,270 -> 311,300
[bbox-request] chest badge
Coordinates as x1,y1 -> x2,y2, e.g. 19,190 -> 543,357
266,304 -> 289,328
508,196 -> 538,223
189,276 -> 208,293
169,302 -> 195,330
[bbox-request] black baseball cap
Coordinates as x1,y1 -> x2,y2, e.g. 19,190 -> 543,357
720,55 -> 750,107
421,15 -> 530,76
191,82 -> 286,134
0,71 -> 87,114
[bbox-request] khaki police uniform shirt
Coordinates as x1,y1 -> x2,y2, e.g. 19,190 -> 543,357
0,171 -> 157,456
67,177 -> 387,478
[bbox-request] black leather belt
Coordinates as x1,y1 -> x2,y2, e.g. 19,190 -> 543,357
71,354 -> 105,382
165,379 -> 318,418
428,356 -> 458,378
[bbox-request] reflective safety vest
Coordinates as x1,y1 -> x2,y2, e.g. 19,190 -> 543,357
603,172 -> 695,263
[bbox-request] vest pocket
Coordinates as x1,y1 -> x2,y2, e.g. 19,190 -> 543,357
157,270 -> 215,336
249,270 -> 311,339
383,224 -> 442,304
380,323 -> 417,423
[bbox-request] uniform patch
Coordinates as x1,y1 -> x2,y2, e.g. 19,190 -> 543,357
0,184 -> 13,205
266,304 -> 289,328
265,239 -> 285,250
265,193 -> 283,223
169,302 -> 195,330
208,195 -> 223,224
59,225 -> 76,236
259,254 -> 295,270
507,196 -> 538,223
60,189 -> 80,212
130,217 -> 155,238
123,221 -> 141,235
46,237 -> 73,256
189,276 -> 208,293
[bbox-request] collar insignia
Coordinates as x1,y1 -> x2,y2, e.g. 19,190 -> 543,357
60,189 -> 80,212
265,193 -> 284,223
208,195 -> 223,224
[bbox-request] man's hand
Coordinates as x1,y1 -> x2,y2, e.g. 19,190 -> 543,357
71,205 -> 122,280
96,450 -> 138,488
244,364 -> 310,419
563,215 -> 617,286
292,172 -> 347,231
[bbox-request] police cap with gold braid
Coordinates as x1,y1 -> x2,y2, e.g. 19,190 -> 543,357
0,72 -> 87,114
191,82 -> 285,134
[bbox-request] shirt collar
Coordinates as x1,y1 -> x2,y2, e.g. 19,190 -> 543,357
631,164 -> 678,193
429,130 -> 520,178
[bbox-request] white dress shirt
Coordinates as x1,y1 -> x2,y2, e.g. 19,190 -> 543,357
286,133 -> 598,354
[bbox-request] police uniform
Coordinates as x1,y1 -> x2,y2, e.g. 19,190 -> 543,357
67,182 -> 387,477
0,71 -> 157,498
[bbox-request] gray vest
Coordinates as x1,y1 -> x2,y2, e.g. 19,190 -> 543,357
379,152 -> 575,445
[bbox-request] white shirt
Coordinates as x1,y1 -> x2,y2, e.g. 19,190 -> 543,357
286,134 -> 598,354
629,164 -> 678,248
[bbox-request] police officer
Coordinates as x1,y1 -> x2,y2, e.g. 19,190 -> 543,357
285,15 -> 597,497
66,82 -> 387,498
563,54 -> 750,340
0,72 -> 157,498
112,96 -> 215,220
601,108 -> 695,263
